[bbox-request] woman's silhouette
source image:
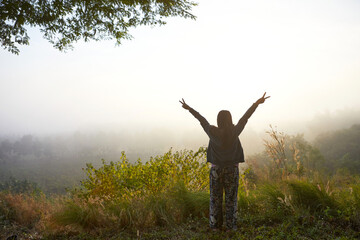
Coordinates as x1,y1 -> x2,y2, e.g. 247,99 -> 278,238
179,92 -> 270,231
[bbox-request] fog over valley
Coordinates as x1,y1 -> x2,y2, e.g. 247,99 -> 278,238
1,0 -> 360,194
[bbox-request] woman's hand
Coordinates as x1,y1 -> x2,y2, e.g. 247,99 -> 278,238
256,92 -> 270,105
179,98 -> 191,110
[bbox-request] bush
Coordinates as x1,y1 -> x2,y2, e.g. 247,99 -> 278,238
288,180 -> 338,214
52,197 -> 109,229
78,148 -> 209,202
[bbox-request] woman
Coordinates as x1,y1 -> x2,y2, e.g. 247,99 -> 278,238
179,92 -> 270,231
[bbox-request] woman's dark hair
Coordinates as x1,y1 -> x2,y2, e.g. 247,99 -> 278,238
217,110 -> 233,128
209,110 -> 234,149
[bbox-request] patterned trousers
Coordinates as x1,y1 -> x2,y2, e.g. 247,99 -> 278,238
209,165 -> 239,230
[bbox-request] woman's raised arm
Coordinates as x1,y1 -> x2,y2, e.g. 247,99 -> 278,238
180,98 -> 210,136
235,92 -> 270,135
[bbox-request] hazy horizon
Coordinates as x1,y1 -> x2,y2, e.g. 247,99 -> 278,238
1,108 -> 359,158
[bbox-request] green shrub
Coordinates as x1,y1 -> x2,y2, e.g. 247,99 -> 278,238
53,198 -> 109,229
171,182 -> 209,220
288,180 -> 338,214
259,184 -> 285,209
79,148 -> 209,202
238,189 -> 260,216
256,183 -> 292,222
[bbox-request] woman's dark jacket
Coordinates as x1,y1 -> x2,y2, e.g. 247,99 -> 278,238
188,103 -> 258,167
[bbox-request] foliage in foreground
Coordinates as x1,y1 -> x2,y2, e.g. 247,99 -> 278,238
2,177 -> 360,239
1,128 -> 360,239
78,147 -> 209,202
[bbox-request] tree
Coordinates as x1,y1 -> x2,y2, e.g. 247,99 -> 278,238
315,124 -> 360,173
0,0 -> 197,54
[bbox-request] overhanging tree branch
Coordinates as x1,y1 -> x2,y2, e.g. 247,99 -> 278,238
0,0 -> 197,54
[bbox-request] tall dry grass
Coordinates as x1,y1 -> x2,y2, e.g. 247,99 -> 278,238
0,192 -> 64,234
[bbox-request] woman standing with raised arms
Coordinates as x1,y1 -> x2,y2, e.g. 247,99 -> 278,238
179,92 -> 270,231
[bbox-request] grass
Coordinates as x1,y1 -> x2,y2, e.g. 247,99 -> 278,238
2,178 -> 360,239
1,139 -> 360,239
9,216 -> 359,240
287,180 -> 338,214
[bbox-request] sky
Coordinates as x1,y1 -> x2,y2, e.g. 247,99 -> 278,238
1,0 -> 360,147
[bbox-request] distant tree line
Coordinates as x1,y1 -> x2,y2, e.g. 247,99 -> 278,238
0,133 -> 128,194
0,176 -> 41,195
1,124 -> 360,194
0,132 -> 172,194
315,124 -> 360,174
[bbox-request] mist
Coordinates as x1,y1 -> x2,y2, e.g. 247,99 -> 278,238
2,107 -> 359,158
1,0 -> 360,194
